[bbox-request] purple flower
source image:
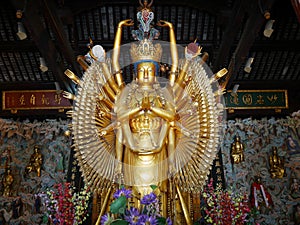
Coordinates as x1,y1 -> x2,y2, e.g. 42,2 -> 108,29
113,187 -> 132,199
140,192 -> 157,205
166,217 -> 172,225
125,207 -> 140,224
101,213 -> 113,225
139,214 -> 157,225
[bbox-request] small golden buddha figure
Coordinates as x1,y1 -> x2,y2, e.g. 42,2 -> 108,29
25,145 -> 43,177
231,134 -> 244,164
269,146 -> 285,179
2,167 -> 14,197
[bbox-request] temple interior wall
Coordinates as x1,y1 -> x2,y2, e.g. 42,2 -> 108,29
0,113 -> 299,224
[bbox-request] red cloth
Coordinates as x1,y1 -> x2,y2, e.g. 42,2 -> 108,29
250,182 -> 273,209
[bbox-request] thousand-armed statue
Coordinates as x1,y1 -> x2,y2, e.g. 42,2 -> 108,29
64,1 -> 227,224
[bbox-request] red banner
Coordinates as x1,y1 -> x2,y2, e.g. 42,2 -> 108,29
2,90 -> 72,111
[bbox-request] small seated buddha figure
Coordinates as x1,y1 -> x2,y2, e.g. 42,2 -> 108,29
2,167 -> 14,197
25,145 -> 43,177
230,134 -> 244,164
269,146 -> 285,179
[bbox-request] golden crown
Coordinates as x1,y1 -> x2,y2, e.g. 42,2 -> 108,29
130,39 -> 162,63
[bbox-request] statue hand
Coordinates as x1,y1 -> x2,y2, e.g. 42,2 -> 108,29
184,43 -> 202,60
119,19 -> 134,27
157,20 -> 173,29
99,130 -> 107,137
141,96 -> 151,110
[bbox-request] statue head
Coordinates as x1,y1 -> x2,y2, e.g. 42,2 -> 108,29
254,175 -> 261,183
272,146 -> 278,153
34,145 -> 40,152
6,167 -> 11,174
136,62 -> 156,85
131,39 -> 162,75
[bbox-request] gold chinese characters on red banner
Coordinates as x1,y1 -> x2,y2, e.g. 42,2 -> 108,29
2,90 -> 72,113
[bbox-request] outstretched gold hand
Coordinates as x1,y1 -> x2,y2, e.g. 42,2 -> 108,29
157,20 -> 177,85
119,19 -> 134,27
157,20 -> 173,29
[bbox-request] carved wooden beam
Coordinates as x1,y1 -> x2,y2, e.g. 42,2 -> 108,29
291,0 -> 300,23
9,0 -> 76,94
41,0 -> 82,76
63,0 -> 228,15
215,0 -> 276,90
212,0 -> 247,73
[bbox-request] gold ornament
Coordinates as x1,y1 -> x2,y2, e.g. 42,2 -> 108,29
65,2 -> 225,224
130,39 -> 162,63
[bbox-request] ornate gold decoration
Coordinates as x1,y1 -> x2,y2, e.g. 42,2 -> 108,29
230,134 -> 244,164
130,39 -> 162,63
65,2 -> 225,224
269,146 -> 285,179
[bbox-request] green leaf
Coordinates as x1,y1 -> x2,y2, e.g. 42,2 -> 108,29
157,217 -> 166,225
110,195 -> 127,214
112,220 -> 128,225
42,215 -> 49,224
150,184 -> 158,190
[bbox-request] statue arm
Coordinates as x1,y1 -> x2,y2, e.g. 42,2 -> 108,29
98,121 -> 119,137
143,95 -> 175,121
121,123 -> 139,151
167,125 -> 192,225
115,87 -> 140,119
114,128 -> 125,178
174,121 -> 196,138
101,62 -> 121,96
174,46 -> 203,102
156,122 -> 170,149
168,125 -> 176,172
117,106 -> 143,122
117,94 -> 175,122
157,20 -> 178,85
150,105 -> 175,122
115,129 -> 123,163
112,19 -> 134,88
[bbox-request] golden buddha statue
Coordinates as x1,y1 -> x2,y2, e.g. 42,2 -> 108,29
2,167 -> 14,197
230,134 -> 244,164
269,146 -> 285,179
25,145 -> 43,177
64,1 -> 226,224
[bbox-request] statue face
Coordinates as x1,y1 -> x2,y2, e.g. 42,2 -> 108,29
137,62 -> 155,85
